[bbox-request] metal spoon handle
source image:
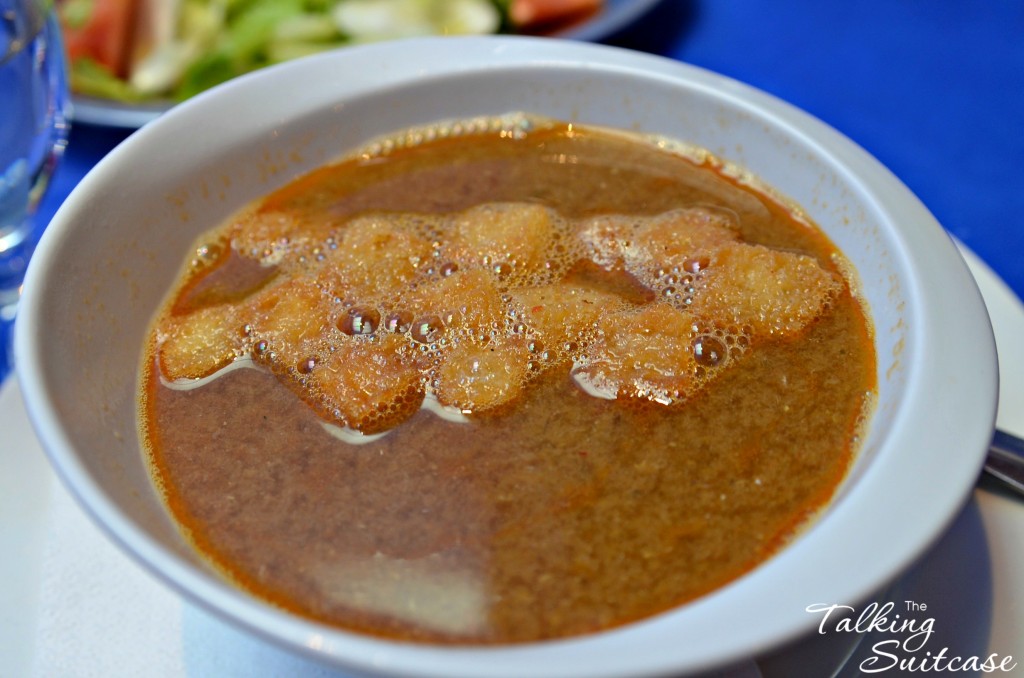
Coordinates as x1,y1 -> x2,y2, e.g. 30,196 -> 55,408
985,428 -> 1024,496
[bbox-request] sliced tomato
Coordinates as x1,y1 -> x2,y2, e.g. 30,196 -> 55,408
509,0 -> 602,31
59,0 -> 138,78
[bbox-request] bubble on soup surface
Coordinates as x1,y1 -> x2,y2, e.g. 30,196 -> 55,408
690,242 -> 841,337
491,261 -> 514,278
410,315 -> 445,345
158,304 -> 244,380
383,310 -> 414,333
573,302 -> 699,405
691,335 -> 728,367
190,241 -> 224,270
339,306 -> 380,336
434,336 -> 530,412
682,255 -> 710,274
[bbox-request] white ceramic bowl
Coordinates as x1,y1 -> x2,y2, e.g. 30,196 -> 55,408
15,37 -> 997,677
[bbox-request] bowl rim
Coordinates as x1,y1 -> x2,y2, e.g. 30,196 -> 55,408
15,35 -> 998,678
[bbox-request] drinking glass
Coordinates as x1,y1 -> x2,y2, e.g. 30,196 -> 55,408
0,0 -> 69,371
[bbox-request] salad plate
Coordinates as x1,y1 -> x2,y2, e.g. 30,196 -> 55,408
68,0 -> 664,128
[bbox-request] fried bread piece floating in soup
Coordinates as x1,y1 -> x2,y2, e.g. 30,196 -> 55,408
689,242 -> 842,336
311,333 -> 424,433
322,214 -> 435,301
572,302 -> 701,404
435,336 -> 531,412
577,206 -> 740,272
157,303 -> 244,380
508,283 -> 633,366
447,203 -> 561,284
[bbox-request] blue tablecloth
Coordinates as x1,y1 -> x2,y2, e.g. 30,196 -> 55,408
3,0 -> 1022,382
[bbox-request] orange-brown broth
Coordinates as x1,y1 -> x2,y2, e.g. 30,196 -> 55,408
142,121 -> 875,643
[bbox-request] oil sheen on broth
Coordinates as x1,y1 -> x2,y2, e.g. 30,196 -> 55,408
141,115 -> 876,644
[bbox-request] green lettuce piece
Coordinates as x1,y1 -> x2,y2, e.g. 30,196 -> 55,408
70,58 -> 146,103
173,52 -> 235,100
221,0 -> 307,66
59,0 -> 94,29
174,0 -> 306,98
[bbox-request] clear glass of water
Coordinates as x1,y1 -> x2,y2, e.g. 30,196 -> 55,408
1,0 -> 69,365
